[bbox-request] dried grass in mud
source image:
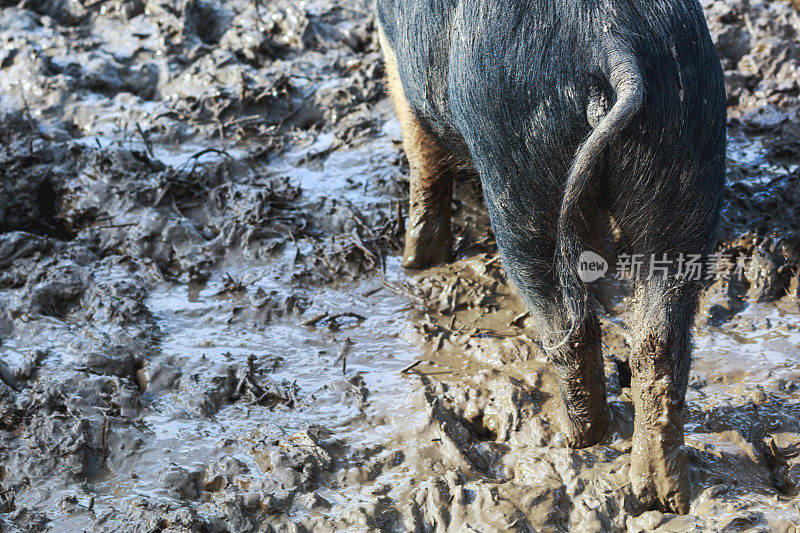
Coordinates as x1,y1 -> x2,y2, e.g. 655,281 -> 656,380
0,0 -> 799,531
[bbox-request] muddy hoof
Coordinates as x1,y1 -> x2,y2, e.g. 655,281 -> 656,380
401,218 -> 451,269
402,245 -> 450,269
562,412 -> 608,449
631,442 -> 691,514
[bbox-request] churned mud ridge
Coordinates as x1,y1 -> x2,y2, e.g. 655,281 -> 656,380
0,0 -> 799,531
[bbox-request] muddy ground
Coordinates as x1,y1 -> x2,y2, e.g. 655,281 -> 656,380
0,0 -> 798,531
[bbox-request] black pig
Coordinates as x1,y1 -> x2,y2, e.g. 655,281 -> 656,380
378,0 -> 726,514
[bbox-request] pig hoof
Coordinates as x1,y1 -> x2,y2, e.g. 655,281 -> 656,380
402,247 -> 449,269
561,411 -> 608,449
630,444 -> 691,514
401,219 -> 451,269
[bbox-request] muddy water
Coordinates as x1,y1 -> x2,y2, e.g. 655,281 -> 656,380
1,0 -> 800,531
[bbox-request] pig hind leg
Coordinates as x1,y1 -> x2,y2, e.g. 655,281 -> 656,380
628,276 -> 699,514
474,192 -> 609,447
379,28 -> 456,269
541,303 -> 609,448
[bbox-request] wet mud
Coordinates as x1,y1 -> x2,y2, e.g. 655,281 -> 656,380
0,0 -> 799,531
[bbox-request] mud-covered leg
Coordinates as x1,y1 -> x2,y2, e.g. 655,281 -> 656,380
378,26 -> 455,269
629,277 -> 699,514
494,246 -> 609,447
541,306 -> 609,448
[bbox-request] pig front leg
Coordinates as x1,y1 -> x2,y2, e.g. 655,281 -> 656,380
378,25 -> 454,269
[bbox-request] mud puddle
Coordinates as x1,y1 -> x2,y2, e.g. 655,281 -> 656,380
42,261 -> 423,531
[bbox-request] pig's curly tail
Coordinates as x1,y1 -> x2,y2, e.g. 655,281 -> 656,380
543,48 -> 644,352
